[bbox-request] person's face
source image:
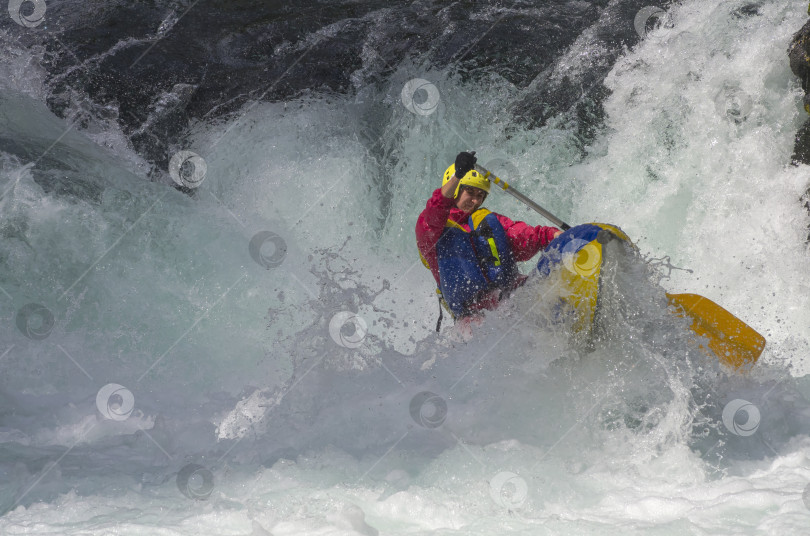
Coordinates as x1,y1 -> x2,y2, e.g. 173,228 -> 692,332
455,186 -> 487,213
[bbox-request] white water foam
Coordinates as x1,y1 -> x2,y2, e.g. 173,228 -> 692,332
1,0 -> 810,534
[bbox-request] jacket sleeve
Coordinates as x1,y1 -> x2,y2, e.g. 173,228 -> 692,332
415,188 -> 455,282
496,213 -> 560,262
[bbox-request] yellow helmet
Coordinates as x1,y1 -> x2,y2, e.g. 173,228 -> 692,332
442,164 -> 490,199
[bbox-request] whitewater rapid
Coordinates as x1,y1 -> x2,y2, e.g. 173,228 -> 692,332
1,0 -> 810,535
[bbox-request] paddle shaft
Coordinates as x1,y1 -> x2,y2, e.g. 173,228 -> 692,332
474,164 -> 571,231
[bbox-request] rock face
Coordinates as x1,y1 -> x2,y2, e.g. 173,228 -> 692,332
3,0 -> 656,180
787,16 -> 810,228
789,19 -> 810,166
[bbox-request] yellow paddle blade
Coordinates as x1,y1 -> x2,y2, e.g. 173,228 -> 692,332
666,293 -> 765,369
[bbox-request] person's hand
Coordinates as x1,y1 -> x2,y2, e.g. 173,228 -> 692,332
553,230 -> 562,238
454,151 -> 477,178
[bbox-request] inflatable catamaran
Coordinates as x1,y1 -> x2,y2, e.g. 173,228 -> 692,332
535,222 -> 632,335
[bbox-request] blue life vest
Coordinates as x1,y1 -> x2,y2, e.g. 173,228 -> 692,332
435,209 -> 520,317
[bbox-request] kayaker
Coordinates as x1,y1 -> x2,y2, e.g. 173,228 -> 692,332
416,151 -> 562,330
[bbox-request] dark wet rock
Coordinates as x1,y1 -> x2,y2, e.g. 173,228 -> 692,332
731,3 -> 763,19
4,0 -> 662,176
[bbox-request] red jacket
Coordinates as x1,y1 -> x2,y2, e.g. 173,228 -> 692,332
416,188 -> 559,310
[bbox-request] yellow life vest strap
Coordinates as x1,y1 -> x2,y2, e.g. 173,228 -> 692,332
487,238 -> 501,266
419,251 -> 431,270
468,208 -> 491,229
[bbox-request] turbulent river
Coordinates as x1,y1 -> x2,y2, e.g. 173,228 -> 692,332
2,0 -> 810,534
